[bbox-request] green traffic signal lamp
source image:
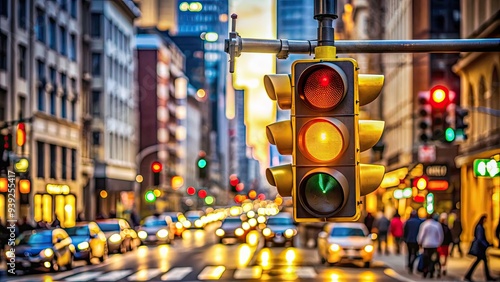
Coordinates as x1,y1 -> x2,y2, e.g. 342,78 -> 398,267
444,127 -> 456,142
145,190 -> 156,202
197,158 -> 207,168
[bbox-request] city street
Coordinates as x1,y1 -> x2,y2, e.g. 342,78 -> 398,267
4,227 -> 500,282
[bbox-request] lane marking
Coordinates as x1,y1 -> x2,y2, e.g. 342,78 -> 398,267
234,266 -> 262,279
296,266 -> 317,278
384,268 -> 418,282
127,268 -> 162,281
64,271 -> 104,281
161,267 -> 193,281
96,270 -> 133,281
197,266 -> 226,280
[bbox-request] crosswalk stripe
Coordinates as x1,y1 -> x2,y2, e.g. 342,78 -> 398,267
295,266 -> 317,278
161,267 -> 193,281
197,266 -> 226,280
234,266 -> 262,279
64,271 -> 104,281
127,268 -> 162,281
96,270 -> 133,281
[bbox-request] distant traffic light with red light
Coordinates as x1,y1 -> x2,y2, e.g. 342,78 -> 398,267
229,174 -> 239,193
19,179 -> 30,194
187,186 -> 196,196
151,161 -> 162,186
16,123 -> 26,147
429,85 -> 455,142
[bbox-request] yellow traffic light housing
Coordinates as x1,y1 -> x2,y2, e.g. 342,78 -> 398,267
265,45 -> 385,222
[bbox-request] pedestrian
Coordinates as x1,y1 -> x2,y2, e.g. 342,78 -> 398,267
437,213 -> 453,277
390,212 -> 404,255
364,212 -> 375,233
449,210 -> 464,257
403,210 -> 423,274
464,214 -> 497,282
373,210 -> 390,255
417,213 -> 443,279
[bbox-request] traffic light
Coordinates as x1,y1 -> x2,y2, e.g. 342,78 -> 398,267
197,151 -> 208,179
151,161 -> 162,186
2,132 -> 12,152
429,85 -> 452,141
229,174 -> 239,193
265,46 -> 385,222
16,122 -> 26,147
19,178 -> 30,205
417,91 -> 432,143
0,177 -> 7,193
455,106 -> 469,141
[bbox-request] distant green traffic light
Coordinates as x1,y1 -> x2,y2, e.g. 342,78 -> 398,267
444,127 -> 455,142
145,190 -> 156,202
197,158 -> 207,169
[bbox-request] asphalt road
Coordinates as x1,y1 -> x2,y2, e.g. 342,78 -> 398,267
2,228 -> 402,282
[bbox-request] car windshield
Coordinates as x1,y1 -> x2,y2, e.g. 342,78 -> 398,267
65,226 -> 90,236
19,231 -> 52,245
97,223 -> 120,232
143,219 -> 167,227
267,217 -> 293,225
330,227 -> 366,237
223,218 -> 241,225
187,215 -> 200,221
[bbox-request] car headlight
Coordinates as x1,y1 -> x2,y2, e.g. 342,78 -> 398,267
329,244 -> 340,252
77,242 -> 90,250
242,222 -> 250,230
138,230 -> 148,240
183,221 -> 191,228
235,228 -> 244,237
42,248 -> 54,258
257,216 -> 266,224
109,233 -> 122,243
284,229 -> 296,238
262,228 -> 272,237
364,245 -> 374,253
157,229 -> 168,238
194,220 -> 203,228
215,229 -> 225,237
176,222 -> 183,229
248,218 -> 257,227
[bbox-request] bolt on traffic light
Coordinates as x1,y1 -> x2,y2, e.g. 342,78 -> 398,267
265,45 -> 385,222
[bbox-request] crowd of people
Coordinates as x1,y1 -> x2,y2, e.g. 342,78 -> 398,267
365,210 -> 500,281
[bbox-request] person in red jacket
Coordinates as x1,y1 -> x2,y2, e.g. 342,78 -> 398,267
390,212 -> 404,255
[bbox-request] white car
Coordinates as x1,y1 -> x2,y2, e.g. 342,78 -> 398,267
317,222 -> 374,267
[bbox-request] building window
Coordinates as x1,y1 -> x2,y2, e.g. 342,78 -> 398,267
91,53 -> 101,76
49,67 -> 56,115
48,18 -> 56,50
59,26 -> 67,56
18,96 -> 25,119
37,60 -> 45,111
0,88 -> 6,120
18,0 -> 27,29
92,131 -> 100,145
69,33 -> 76,61
37,141 -> 45,178
36,9 -> 45,43
61,73 -> 67,118
71,100 -> 76,121
38,86 -> 45,111
0,32 -> 6,70
71,149 -> 76,180
92,91 -> 100,116
50,144 -> 56,179
70,0 -> 77,18
91,13 -> 101,38
18,44 -> 27,79
60,0 -> 67,11
61,147 -> 67,179
0,0 -> 8,17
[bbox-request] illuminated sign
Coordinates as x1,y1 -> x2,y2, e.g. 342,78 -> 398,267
46,184 -> 70,195
425,164 -> 448,177
427,180 -> 449,191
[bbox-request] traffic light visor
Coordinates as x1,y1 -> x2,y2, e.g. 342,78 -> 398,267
298,64 -> 347,111
298,118 -> 348,162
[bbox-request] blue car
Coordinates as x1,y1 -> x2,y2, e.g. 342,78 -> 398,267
64,222 -> 108,264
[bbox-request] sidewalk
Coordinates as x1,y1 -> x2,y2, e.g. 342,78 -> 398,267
376,245 -> 500,282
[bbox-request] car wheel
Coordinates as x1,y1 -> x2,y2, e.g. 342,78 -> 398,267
50,258 -> 59,272
86,250 -> 94,265
100,245 -> 108,262
364,261 -> 371,268
218,238 -> 223,244
320,256 -> 326,264
328,262 -> 337,267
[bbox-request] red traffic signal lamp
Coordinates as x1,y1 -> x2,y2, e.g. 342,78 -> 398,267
187,186 -> 196,196
265,46 -> 385,222
19,179 -> 31,194
151,161 -> 162,186
429,85 -> 451,109
16,123 -> 26,147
